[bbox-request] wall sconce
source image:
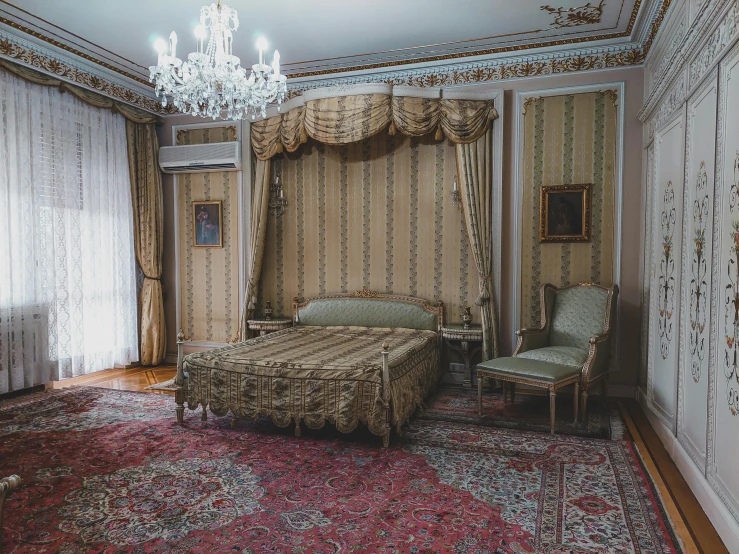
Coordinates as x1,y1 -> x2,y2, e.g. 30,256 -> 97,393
269,174 -> 288,217
451,176 -> 462,206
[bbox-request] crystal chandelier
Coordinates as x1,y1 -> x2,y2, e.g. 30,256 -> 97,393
149,1 -> 287,120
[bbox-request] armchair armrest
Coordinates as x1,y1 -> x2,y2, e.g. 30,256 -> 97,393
582,331 -> 612,384
513,327 -> 550,355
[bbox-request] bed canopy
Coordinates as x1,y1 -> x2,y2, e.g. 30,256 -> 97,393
239,83 -> 501,360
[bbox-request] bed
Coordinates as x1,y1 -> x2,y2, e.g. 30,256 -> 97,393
174,290 -> 443,447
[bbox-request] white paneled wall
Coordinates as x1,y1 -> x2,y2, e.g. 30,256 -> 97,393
640,0 -> 739,549
678,69 -> 717,470
649,110 -> 686,428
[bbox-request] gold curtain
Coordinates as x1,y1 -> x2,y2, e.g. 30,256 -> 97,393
304,94 -> 392,144
0,58 -> 161,124
238,158 -> 272,340
126,122 -> 166,365
390,96 -> 440,138
250,93 -> 498,160
456,128 -> 498,359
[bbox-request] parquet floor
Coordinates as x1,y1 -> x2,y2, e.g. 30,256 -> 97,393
52,366 -> 727,553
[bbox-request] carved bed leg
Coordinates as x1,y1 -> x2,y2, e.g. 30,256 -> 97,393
201,406 -> 207,422
294,419 -> 302,438
381,341 -> 391,449
175,329 -> 185,425
0,475 -> 21,536
231,415 -> 237,429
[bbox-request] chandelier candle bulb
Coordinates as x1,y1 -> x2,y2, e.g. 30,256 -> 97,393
272,50 -> 280,77
169,31 -> 177,59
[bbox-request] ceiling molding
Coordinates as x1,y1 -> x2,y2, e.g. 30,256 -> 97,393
0,26 -> 173,114
638,0 -> 734,122
284,43 -> 645,96
0,0 -> 678,116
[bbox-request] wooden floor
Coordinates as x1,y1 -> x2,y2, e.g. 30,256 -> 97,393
53,366 -> 727,553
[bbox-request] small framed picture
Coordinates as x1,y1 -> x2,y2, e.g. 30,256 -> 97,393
192,201 -> 223,247
539,184 -> 592,243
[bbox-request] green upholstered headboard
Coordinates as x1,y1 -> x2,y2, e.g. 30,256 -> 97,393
293,290 -> 443,332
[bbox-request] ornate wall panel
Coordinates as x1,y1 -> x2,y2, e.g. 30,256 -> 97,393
678,70 -> 718,469
709,41 -> 739,520
648,109 -> 686,426
520,92 -> 618,327
256,133 -> 479,324
176,126 -> 240,343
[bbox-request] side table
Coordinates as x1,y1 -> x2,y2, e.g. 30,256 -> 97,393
441,324 -> 483,388
247,318 -> 293,336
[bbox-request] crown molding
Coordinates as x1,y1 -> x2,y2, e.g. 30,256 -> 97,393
0,24 -> 175,115
0,0 -> 679,118
283,43 -> 645,96
638,0 -> 736,122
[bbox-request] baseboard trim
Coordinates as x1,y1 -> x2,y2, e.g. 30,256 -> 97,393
639,394 -> 739,552
165,353 -> 178,364
608,384 -> 636,398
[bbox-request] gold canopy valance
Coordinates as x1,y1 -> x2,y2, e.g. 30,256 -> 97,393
250,85 -> 498,160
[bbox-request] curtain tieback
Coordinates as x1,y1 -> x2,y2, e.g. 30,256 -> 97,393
143,274 -> 161,281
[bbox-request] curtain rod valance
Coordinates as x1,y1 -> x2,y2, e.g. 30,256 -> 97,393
251,86 -> 498,161
0,58 -> 162,125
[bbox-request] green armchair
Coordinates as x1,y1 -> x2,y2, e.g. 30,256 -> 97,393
514,282 -> 619,419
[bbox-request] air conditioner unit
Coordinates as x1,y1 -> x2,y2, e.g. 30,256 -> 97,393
159,141 -> 242,173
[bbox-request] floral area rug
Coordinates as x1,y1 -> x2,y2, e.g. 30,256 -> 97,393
0,387 -> 679,553
422,386 -> 626,440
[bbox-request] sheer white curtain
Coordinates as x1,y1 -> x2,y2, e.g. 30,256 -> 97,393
0,70 -> 138,392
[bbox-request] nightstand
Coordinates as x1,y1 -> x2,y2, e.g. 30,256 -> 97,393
441,324 -> 483,388
246,318 -> 293,336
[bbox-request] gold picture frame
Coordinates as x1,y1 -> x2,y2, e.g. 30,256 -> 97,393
192,201 -> 223,248
539,184 -> 591,243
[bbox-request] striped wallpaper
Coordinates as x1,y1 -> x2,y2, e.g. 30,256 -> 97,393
257,133 -> 479,325
520,92 -> 617,327
177,126 -> 240,342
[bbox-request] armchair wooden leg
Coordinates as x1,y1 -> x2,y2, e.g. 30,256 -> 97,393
478,376 -> 483,416
581,390 -> 588,422
601,378 -> 608,400
510,383 -> 516,405
549,389 -> 556,434
503,382 -> 508,405
573,381 -> 579,423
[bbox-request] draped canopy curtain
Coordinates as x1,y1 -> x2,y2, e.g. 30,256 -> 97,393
0,58 -> 166,368
241,84 -> 500,357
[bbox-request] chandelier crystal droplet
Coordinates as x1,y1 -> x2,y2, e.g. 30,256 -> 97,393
149,1 -> 287,120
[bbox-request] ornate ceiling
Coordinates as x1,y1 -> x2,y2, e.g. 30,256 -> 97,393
0,0 -> 668,114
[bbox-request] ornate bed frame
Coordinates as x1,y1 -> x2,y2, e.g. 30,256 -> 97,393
175,289 -> 443,447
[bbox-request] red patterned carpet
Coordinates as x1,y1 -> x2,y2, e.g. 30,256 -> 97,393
422,386 -> 625,439
0,388 -> 680,553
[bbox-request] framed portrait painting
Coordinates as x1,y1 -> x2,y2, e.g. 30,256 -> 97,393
192,201 -> 223,247
539,184 -> 591,243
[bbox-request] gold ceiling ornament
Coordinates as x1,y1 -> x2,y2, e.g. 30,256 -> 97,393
541,1 -> 606,29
